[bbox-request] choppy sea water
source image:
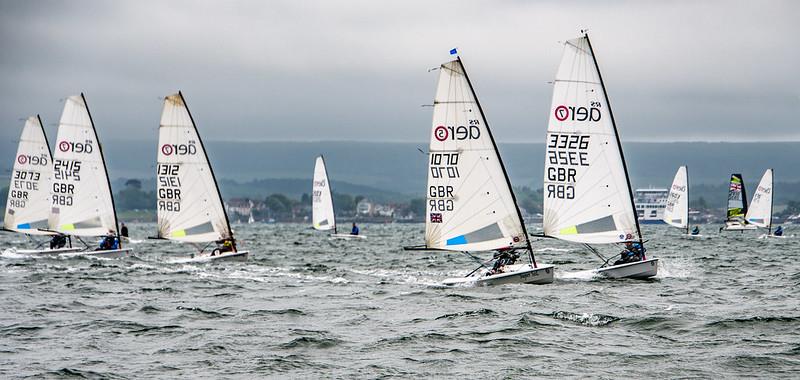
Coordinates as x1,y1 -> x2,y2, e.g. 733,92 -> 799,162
1,223 -> 799,378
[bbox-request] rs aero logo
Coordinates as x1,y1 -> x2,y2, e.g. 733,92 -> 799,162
59,139 -> 93,154
434,125 -> 480,142
554,104 -> 602,122
17,153 -> 48,166
162,141 -> 197,156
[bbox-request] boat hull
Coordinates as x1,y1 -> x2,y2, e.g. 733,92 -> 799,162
15,247 -> 83,255
330,234 -> 367,240
596,258 -> 659,279
59,248 -> 133,259
443,264 -> 555,286
723,222 -> 758,231
181,250 -> 250,263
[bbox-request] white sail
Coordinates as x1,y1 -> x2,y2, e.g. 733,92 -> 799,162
542,36 -> 639,245
49,94 -> 118,236
156,92 -> 231,243
312,155 -> 336,231
3,116 -> 55,235
662,166 -> 689,229
745,169 -> 773,228
423,59 -> 526,252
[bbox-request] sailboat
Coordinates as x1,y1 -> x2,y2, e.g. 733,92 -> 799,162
662,166 -> 704,238
2,116 -> 81,254
404,53 -> 554,286
722,173 -> 757,231
541,33 -> 658,279
312,155 -> 366,240
153,92 -> 248,262
746,169 -> 783,238
48,94 -> 131,258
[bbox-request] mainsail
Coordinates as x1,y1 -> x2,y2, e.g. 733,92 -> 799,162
156,92 -> 232,243
542,35 -> 641,245
726,173 -> 748,222
49,94 -> 119,237
312,155 -> 336,232
663,166 -> 689,230
3,116 -> 54,235
423,58 -> 529,252
745,169 -> 773,229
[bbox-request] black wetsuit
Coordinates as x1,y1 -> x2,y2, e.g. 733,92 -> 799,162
50,235 -> 67,249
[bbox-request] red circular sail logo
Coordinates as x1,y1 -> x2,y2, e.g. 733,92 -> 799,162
434,126 -> 448,141
17,155 -> 27,164
554,105 -> 569,121
58,141 -> 70,152
161,144 -> 174,156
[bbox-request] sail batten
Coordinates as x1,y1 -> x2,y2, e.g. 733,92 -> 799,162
312,156 -> 336,232
49,95 -> 118,237
156,93 -> 231,243
423,58 -> 527,252
542,35 -> 640,245
745,169 -> 773,229
4,116 -> 56,236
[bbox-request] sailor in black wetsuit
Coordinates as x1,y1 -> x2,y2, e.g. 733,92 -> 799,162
487,249 -> 518,276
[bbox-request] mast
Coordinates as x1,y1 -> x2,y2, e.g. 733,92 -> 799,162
769,168 -> 774,234
686,165 -> 690,235
321,154 -> 337,235
82,93 -> 122,248
179,91 -> 234,243
584,34 -> 643,244
456,56 -> 537,267
37,115 -> 53,159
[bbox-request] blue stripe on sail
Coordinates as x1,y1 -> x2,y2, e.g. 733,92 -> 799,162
446,235 -> 467,245
16,223 -> 31,229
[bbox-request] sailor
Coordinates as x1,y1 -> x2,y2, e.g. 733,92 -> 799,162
212,239 -> 235,256
691,226 -> 700,235
487,249 -> 518,275
120,222 -> 129,238
774,226 -> 784,237
630,242 -> 646,261
50,234 -> 67,249
614,242 -> 635,266
97,231 -> 118,251
351,222 -> 360,236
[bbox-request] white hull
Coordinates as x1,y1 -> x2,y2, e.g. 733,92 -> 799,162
758,234 -> 788,239
330,233 -> 367,240
59,248 -> 133,259
443,264 -> 555,286
14,247 -> 83,255
596,258 -> 658,279
682,233 -> 710,240
723,222 -> 758,231
177,250 -> 250,263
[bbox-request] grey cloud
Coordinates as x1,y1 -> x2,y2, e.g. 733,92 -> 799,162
0,0 -> 798,144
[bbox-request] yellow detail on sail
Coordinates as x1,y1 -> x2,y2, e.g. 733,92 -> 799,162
60,224 -> 75,231
171,229 -> 186,237
559,226 -> 578,235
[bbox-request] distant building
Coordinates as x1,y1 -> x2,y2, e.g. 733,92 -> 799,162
356,199 -> 372,215
226,198 -> 254,221
634,188 -> 668,224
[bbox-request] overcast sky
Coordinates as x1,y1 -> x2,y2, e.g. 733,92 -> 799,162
1,0 -> 798,143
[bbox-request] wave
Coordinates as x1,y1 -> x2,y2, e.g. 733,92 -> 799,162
279,336 -> 342,349
551,311 -> 619,326
175,306 -> 231,319
706,316 -> 800,329
249,308 -> 306,317
0,324 -> 43,337
435,308 -> 497,320
44,368 -> 128,379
